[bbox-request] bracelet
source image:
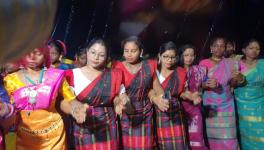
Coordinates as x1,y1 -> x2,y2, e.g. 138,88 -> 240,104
71,105 -> 78,117
4,104 -> 14,119
237,76 -> 245,84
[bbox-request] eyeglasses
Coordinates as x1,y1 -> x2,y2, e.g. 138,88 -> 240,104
88,50 -> 106,60
162,55 -> 177,61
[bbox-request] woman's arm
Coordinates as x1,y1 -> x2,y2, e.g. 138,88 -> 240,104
231,70 -> 246,87
148,83 -> 169,112
180,90 -> 202,105
59,78 -> 88,124
60,100 -> 88,124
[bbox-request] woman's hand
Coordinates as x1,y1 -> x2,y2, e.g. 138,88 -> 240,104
71,102 -> 89,124
191,92 -> 202,105
205,78 -> 218,89
152,95 -> 169,112
231,70 -> 245,86
181,91 -> 201,105
114,95 -> 125,116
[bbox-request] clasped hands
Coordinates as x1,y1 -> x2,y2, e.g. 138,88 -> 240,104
70,101 -> 89,124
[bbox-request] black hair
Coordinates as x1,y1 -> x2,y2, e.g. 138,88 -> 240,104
178,44 -> 198,67
241,38 -> 261,60
157,41 -> 178,71
241,38 -> 260,49
84,37 -> 110,59
48,40 -> 65,55
226,38 -> 236,46
121,36 -> 144,51
210,37 -> 227,47
76,45 -> 87,57
159,41 -> 177,55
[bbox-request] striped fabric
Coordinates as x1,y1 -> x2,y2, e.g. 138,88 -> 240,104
183,65 -> 208,150
121,108 -> 154,149
73,107 -> 119,150
155,68 -> 187,150
205,112 -> 237,149
113,60 -> 156,149
66,69 -> 122,150
235,59 -> 264,149
200,58 -> 238,150
155,102 -> 186,150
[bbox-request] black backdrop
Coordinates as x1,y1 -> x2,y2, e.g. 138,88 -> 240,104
51,0 -> 264,60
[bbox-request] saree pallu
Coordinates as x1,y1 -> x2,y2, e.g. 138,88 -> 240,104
156,67 -> 187,150
200,58 -> 238,150
183,65 -> 208,150
234,59 -> 264,149
113,60 -> 156,150
4,68 -> 75,150
71,69 -> 122,150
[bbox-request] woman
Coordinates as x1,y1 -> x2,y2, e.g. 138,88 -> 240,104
154,41 -> 201,149
234,39 -> 264,149
0,86 -> 14,150
199,37 -> 238,150
74,46 -> 87,68
4,44 -> 86,149
112,36 -> 167,149
48,39 -> 74,70
65,38 -> 124,150
179,44 -> 208,150
0,60 -> 20,150
224,39 -> 242,61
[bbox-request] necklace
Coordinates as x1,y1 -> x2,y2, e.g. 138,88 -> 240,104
22,69 -> 44,106
244,59 -> 257,69
23,69 -> 44,85
125,62 -> 141,74
210,57 -> 222,63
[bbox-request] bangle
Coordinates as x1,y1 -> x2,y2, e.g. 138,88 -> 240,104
71,105 -> 78,117
237,76 -> 245,84
4,104 -> 14,119
0,103 -> 12,118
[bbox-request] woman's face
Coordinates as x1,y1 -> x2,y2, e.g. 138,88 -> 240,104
210,38 -> 226,58
77,53 -> 87,67
243,41 -> 260,60
86,43 -> 107,69
24,48 -> 45,69
123,42 -> 141,64
160,49 -> 177,69
49,45 -> 60,64
183,48 -> 195,67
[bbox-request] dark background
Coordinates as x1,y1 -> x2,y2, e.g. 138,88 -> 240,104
51,0 -> 264,60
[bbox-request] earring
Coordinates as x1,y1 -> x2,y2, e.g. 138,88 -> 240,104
43,64 -> 47,70
140,50 -> 144,58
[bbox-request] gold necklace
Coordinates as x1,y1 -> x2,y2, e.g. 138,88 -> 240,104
210,57 -> 222,64
244,59 -> 257,68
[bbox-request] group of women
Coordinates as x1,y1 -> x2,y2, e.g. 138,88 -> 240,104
0,36 -> 263,150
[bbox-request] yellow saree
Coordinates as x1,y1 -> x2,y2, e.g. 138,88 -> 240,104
4,71 -> 75,150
